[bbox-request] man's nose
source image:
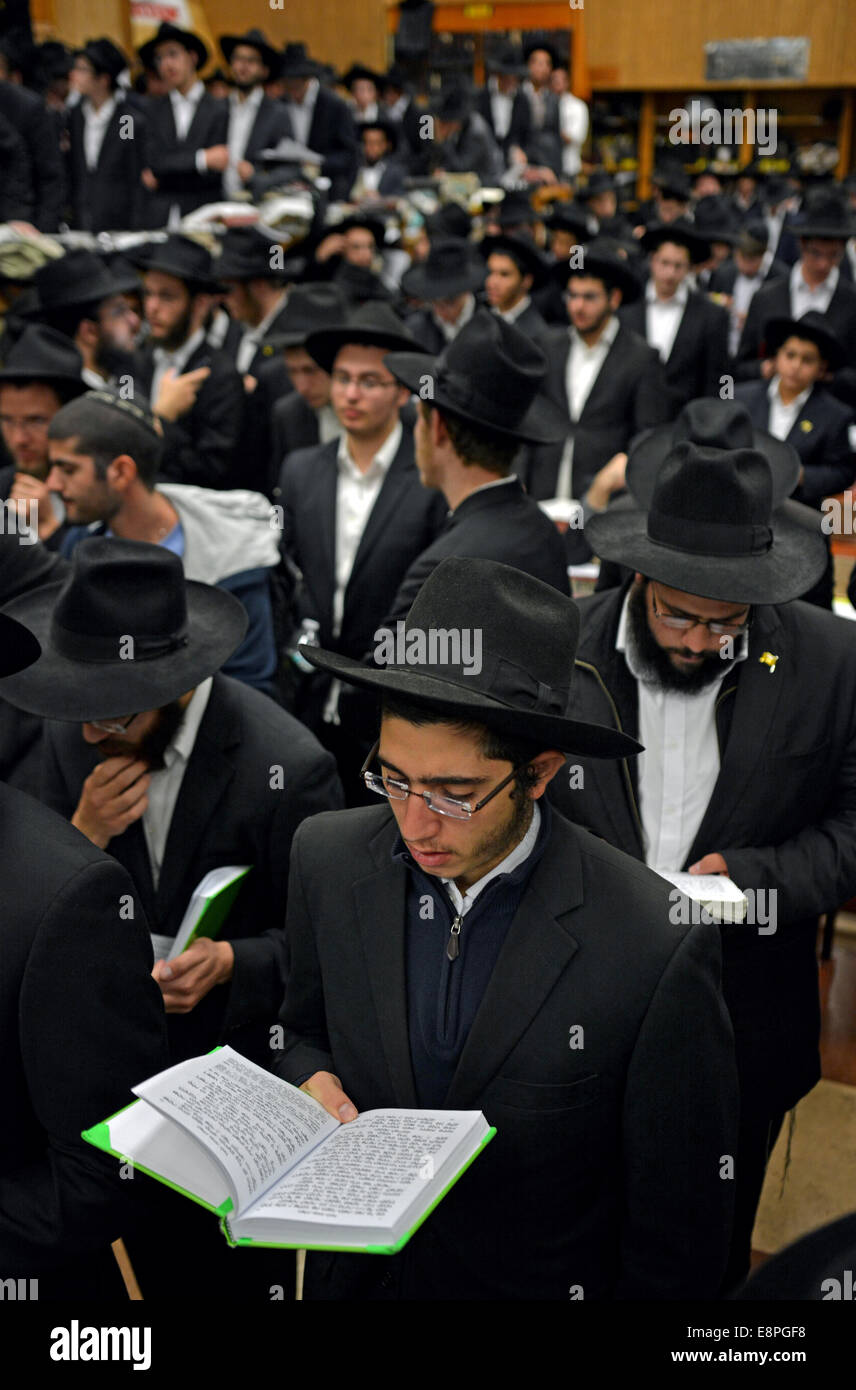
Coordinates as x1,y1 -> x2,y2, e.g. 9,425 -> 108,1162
399,790 -> 444,838
45,466 -> 62,490
683,622 -> 716,653
81,722 -> 110,744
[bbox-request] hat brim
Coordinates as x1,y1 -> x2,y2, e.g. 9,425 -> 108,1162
305,323 -> 421,374
304,646 -> 641,760
400,259 -> 486,301
627,423 -> 801,508
220,35 -> 278,71
554,254 -> 641,303
480,236 -> 550,287
0,369 -> 87,395
132,254 -> 217,292
0,580 -> 247,721
795,222 -> 855,240
586,501 -> 828,605
22,268 -> 141,318
384,348 -> 569,445
138,29 -> 208,71
763,317 -> 845,370
640,226 -> 712,263
0,611 -> 41,678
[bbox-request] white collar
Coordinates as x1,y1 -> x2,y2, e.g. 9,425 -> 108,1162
792,260 -> 839,296
162,677 -> 213,771
153,326 -> 206,370
170,81 -> 204,106
337,417 -> 402,477
230,85 -> 264,110
767,375 -> 812,413
442,803 -> 541,915
244,291 -> 287,342
569,313 -> 620,353
645,280 -> 689,307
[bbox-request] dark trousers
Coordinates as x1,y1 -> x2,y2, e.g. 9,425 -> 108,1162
724,1108 -> 786,1292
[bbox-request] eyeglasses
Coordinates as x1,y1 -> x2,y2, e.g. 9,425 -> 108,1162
330,371 -> 399,393
650,583 -> 750,637
88,712 -> 140,735
360,740 -> 526,820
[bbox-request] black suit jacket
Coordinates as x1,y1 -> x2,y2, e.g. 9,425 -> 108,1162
735,379 -> 854,506
304,87 -> 358,200
274,803 -> 738,1300
240,93 -> 293,162
40,673 -> 343,1064
708,257 -> 790,296
0,782 -> 168,1279
67,98 -> 146,231
548,582 -> 856,1114
140,91 -> 228,227
279,425 -> 447,668
271,391 -> 321,492
620,289 -> 730,410
381,476 -> 569,627
133,338 -> 245,490
735,274 -> 856,409
520,322 -> 673,501
0,82 -> 63,231
474,86 -> 530,157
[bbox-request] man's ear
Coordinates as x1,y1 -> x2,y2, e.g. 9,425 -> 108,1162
77,318 -> 99,351
608,287 -> 622,313
528,749 -> 568,798
106,454 -> 138,489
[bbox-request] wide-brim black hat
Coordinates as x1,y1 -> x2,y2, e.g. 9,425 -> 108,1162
0,611 -> 41,678
692,195 -> 740,246
220,29 -> 278,72
75,38 -> 127,80
0,324 -> 87,395
641,218 -> 711,264
491,190 -> 542,229
763,312 -> 845,370
339,63 -> 382,90
266,282 -> 347,350
485,43 -> 526,76
431,86 -> 471,123
357,115 -> 399,150
554,239 -> 641,303
480,233 -> 550,287
0,538 -> 247,722
129,235 -> 218,292
279,43 -> 320,79
385,307 -> 568,445
401,237 -> 485,300
303,556 -> 640,760
305,301 -> 422,373
587,441 -> 827,604
543,200 -> 590,238
327,213 -> 385,249
579,172 -> 617,200
626,399 -> 801,509
522,38 -> 562,68
26,249 -> 140,315
215,227 -> 287,281
138,22 -> 208,71
794,193 -> 856,240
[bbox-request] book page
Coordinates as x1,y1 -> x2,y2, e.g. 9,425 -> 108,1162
658,871 -> 745,902
250,1111 -> 473,1227
133,1048 -> 338,1215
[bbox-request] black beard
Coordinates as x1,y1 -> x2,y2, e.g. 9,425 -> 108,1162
625,580 -> 738,695
94,334 -> 136,380
232,77 -> 258,94
94,700 -> 189,772
152,302 -> 194,352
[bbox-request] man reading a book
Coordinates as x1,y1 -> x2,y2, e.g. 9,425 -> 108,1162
273,555 -> 740,1300
547,426 -> 856,1288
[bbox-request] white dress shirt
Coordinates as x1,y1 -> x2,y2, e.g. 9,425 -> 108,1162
616,591 -> 748,872
790,260 -> 838,318
767,376 -> 811,441
167,82 -> 207,226
729,256 -> 771,357
224,85 -> 263,196
559,92 -> 589,178
442,803 -> 541,916
645,279 -> 688,363
554,314 -> 620,500
142,677 -> 213,888
431,291 -> 476,343
495,293 -> 531,325
151,327 -> 207,409
82,94 -> 117,170
488,79 -> 513,141
286,77 -> 319,148
235,291 -> 287,374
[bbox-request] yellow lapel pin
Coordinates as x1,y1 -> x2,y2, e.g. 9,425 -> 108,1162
760,651 -> 779,673
799,419 -> 813,432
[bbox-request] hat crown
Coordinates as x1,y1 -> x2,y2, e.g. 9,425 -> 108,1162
654,442 -> 773,530
671,399 -> 755,452
279,282 -> 345,330
1,323 -> 83,382
426,237 -> 477,275
434,309 -> 546,418
53,538 -> 188,657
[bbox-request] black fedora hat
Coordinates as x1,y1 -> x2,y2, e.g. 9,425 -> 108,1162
401,237 -> 485,300
279,43 -> 320,79
302,556 -> 640,760
794,191 -> 856,240
431,86 -> 471,123
327,213 -> 385,249
626,399 -> 800,509
129,235 -> 217,292
579,171 -> 617,200
763,311 -> 845,370
357,115 -> 399,150
491,189 -> 541,230
543,200 -> 590,238
522,38 -> 562,67
692,194 -> 740,247
587,441 -> 827,605
75,37 -> 127,80
554,237 -> 641,303
0,609 -> 40,679
26,249 -> 140,315
138,22 -> 208,71
380,64 -> 408,94
0,538 -> 248,722
480,232 -> 550,288
485,43 -> 526,77
266,282 -> 348,350
384,307 -> 568,445
305,301 -> 422,374
641,218 -> 711,264
339,63 -> 382,90
0,324 -> 86,395
653,168 -> 692,202
220,28 -> 278,72
215,227 -> 291,281
423,204 -> 472,241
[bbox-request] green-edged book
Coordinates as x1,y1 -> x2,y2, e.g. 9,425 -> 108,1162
82,1047 -> 495,1254
151,865 -> 251,964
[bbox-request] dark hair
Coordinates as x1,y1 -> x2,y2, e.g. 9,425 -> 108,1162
0,379 -> 75,408
419,399 -> 520,474
47,395 -> 163,487
41,302 -> 103,341
567,267 -> 622,297
380,692 -> 547,799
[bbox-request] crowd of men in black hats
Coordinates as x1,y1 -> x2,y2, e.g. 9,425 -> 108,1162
2,19 -> 856,1307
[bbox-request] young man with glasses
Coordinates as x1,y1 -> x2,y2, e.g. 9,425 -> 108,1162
279,304 -> 446,791
271,555 -> 740,1300
549,437 -> 856,1289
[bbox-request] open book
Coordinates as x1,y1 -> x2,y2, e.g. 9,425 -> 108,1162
82,1048 -> 494,1254
658,870 -> 748,923
151,865 -> 251,964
